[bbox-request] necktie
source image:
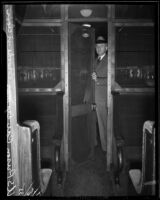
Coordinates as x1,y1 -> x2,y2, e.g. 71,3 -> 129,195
97,57 -> 101,64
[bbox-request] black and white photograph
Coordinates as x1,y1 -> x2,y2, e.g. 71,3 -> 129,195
3,1 -> 158,198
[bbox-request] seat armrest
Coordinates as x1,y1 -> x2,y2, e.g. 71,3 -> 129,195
116,136 -> 125,171
113,135 -> 125,185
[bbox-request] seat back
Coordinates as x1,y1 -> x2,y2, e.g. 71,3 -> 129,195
23,120 -> 53,196
142,121 -> 155,195
129,121 -> 155,195
23,120 -> 41,194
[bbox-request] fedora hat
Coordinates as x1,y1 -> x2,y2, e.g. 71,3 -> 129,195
96,36 -> 107,44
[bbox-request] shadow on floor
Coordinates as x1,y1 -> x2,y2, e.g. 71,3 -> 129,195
63,145 -> 114,197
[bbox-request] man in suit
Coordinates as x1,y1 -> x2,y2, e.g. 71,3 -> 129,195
84,36 -> 108,152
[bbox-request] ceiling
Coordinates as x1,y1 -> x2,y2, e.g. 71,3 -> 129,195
15,4 -> 155,20
15,4 -> 154,37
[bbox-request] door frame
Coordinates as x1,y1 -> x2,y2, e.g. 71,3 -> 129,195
62,4 -> 114,171
68,22 -> 96,169
106,5 -> 115,171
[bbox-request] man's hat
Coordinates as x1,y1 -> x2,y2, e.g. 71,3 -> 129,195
96,36 -> 107,44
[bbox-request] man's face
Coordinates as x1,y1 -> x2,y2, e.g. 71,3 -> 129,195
95,43 -> 108,56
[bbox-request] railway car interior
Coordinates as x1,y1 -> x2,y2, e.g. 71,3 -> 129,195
5,4 -> 157,197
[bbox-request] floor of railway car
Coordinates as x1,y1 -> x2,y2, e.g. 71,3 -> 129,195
51,132 -> 116,197
45,134 -> 137,197
63,144 -> 114,197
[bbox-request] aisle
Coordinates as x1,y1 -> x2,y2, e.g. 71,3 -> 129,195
63,145 -> 114,197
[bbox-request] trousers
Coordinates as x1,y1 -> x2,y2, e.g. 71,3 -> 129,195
94,102 -> 107,151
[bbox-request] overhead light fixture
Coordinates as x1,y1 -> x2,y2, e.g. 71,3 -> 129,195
82,23 -> 91,28
80,8 -> 92,17
82,32 -> 90,38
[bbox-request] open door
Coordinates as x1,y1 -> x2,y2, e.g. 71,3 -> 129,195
69,23 -> 96,168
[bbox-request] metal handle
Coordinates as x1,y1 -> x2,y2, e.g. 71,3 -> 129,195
91,103 -> 96,111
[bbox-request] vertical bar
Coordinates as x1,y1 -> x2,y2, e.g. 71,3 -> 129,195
152,126 -> 155,195
60,24 -> 64,81
91,29 -> 95,104
64,4 -> 69,20
61,4 -> 65,80
106,5 -> 115,171
5,5 -> 20,195
60,5 -> 65,172
63,5 -> 69,171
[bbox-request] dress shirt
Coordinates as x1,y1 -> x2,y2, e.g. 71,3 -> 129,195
98,53 -> 106,61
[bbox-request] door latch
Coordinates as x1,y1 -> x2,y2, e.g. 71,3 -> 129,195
91,103 -> 96,111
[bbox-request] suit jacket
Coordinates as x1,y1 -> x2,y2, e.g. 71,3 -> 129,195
83,54 -> 108,104
95,54 -> 108,104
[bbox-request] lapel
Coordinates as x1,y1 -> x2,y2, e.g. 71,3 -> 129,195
96,54 -> 106,71
95,54 -> 108,78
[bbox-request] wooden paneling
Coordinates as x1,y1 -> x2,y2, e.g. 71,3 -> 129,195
113,94 -> 155,146
17,52 -> 61,67
17,26 -> 61,90
116,52 -> 154,66
115,26 -> 155,88
115,27 -> 154,49
18,95 -> 56,119
20,5 -> 61,19
18,95 -> 57,153
18,26 -> 60,35
17,35 -> 60,52
41,145 -> 53,160
38,115 -> 56,142
116,26 -> 155,67
115,5 -> 155,19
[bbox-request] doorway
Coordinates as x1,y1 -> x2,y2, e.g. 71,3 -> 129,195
68,22 -> 108,169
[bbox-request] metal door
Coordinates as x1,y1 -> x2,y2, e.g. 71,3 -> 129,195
69,23 -> 96,168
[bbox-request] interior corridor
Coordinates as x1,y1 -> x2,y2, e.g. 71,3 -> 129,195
50,126 -> 114,197
63,146 -> 114,196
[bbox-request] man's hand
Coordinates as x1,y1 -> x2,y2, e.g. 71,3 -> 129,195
91,72 -> 97,82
